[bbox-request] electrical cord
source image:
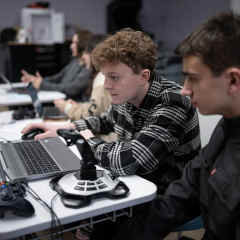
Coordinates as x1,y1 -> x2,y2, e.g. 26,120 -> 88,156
2,159 -> 64,239
23,183 -> 64,240
50,192 -> 64,240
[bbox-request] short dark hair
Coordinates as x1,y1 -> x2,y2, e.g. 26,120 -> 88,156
176,11 -> 240,76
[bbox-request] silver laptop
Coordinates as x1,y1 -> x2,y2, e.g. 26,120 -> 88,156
0,72 -> 28,94
26,82 -> 67,120
0,137 -> 80,182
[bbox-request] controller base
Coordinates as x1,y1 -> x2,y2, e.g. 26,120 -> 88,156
51,170 -> 129,208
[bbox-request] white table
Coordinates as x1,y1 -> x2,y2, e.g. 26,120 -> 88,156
0,175 -> 156,240
0,83 -> 66,107
0,117 -> 157,240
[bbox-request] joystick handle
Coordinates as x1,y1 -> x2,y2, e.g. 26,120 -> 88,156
57,129 -> 98,180
75,138 -> 97,180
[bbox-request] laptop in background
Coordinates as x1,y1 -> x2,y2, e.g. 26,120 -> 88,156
42,106 -> 68,120
0,137 -> 80,182
27,83 -> 43,117
0,72 -> 29,94
27,83 -> 68,120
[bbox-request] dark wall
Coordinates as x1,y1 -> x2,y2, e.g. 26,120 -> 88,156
107,0 -> 142,34
140,0 -> 230,50
0,1 -> 231,49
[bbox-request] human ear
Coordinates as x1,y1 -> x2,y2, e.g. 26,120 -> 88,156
141,69 -> 151,82
227,68 -> 240,95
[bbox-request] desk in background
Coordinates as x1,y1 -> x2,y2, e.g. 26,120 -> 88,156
0,114 -> 157,240
0,83 -> 66,107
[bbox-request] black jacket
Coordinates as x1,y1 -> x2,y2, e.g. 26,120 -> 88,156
135,117 -> 240,240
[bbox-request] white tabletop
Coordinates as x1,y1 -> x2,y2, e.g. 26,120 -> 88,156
0,83 -> 66,107
0,175 -> 156,239
0,115 -> 157,240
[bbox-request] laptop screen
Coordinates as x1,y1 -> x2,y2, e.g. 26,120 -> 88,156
27,83 -> 43,117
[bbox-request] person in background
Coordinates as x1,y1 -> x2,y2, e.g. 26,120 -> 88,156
54,34 -> 117,144
119,11 -> 240,240
0,27 -> 17,83
21,29 -> 92,101
21,28 -> 201,240
54,34 -> 112,121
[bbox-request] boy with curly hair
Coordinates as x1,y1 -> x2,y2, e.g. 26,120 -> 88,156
22,28 -> 200,240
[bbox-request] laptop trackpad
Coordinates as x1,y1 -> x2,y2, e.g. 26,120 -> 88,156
40,138 -> 80,171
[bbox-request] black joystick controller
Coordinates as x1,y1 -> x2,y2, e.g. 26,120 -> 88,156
54,129 -> 129,208
57,129 -> 97,180
0,151 -> 35,218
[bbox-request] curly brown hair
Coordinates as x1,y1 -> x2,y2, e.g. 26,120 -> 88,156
91,28 -> 157,74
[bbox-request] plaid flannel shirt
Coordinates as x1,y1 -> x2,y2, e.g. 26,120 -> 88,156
74,72 -> 201,192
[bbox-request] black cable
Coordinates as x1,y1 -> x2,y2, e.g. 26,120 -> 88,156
23,183 -> 64,240
50,192 -> 64,240
26,184 -> 64,240
3,163 -> 64,239
4,171 -> 64,239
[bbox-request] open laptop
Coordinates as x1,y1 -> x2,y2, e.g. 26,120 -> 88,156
27,82 -> 68,120
0,137 -> 80,182
0,72 -> 29,94
42,106 -> 68,120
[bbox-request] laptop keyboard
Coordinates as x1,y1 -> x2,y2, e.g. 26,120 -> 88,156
13,141 -> 60,175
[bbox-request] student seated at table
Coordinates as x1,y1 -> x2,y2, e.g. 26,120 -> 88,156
117,11 -> 240,240
54,34 -> 111,121
54,34 -> 117,143
21,28 -> 201,240
21,29 -> 92,101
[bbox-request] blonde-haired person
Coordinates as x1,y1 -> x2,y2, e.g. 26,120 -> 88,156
54,72 -> 110,121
